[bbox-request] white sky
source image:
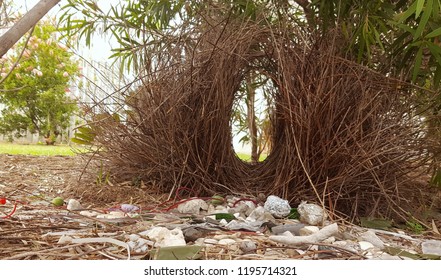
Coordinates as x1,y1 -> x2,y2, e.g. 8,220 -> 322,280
13,0 -> 118,61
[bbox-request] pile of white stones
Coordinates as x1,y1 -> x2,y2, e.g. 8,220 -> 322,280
41,195 -> 441,259
119,195 -> 441,259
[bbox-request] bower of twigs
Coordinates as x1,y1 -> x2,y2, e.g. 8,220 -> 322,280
83,15 -> 431,220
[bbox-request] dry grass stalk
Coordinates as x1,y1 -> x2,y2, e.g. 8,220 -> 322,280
82,14 -> 430,220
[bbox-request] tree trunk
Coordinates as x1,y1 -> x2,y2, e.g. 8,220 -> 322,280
0,0 -> 60,58
246,72 -> 258,163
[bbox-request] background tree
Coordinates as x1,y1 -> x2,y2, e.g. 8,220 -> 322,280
0,21 -> 79,144
59,0 -> 441,85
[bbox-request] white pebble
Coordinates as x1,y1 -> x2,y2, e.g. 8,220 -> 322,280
358,241 -> 375,250
299,226 -> 320,236
67,199 -> 82,211
57,235 -> 73,244
218,238 -> 236,245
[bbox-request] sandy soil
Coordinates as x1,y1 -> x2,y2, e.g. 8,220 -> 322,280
0,154 -> 86,199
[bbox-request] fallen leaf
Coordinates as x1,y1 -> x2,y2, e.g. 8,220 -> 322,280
214,213 -> 236,222
383,246 -> 420,260
360,217 -> 392,230
150,245 -> 203,260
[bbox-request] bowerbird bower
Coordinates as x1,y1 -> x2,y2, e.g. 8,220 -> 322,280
81,15 -> 430,220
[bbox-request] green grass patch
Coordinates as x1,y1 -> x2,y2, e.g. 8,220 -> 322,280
0,142 -> 76,156
236,152 -> 267,162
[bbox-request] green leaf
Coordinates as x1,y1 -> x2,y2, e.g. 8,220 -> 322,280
395,1 -> 417,23
210,195 -> 224,205
412,46 -> 424,82
416,0 -> 426,18
393,22 -> 416,36
360,217 -> 393,229
383,246 -> 421,259
71,137 -> 92,145
406,220 -> 424,234
287,208 -> 299,219
414,0 -> 433,39
426,26 -> 441,38
434,65 -> 441,88
426,41 -> 441,61
150,245 -> 203,260
74,131 -> 94,142
214,213 -> 236,222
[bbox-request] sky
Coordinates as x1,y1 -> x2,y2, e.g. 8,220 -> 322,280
13,0 -> 117,61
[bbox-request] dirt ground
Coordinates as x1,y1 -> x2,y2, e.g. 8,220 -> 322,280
0,154 -> 163,260
0,153 -> 160,206
1,154 -> 441,260
0,154 -> 85,199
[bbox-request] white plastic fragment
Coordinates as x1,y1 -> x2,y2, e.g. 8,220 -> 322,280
219,219 -> 228,225
269,223 -> 339,245
299,226 -> 320,236
140,227 -> 186,247
368,228 -> 418,241
57,235 -> 73,244
79,210 -> 100,217
359,230 -> 385,249
225,220 -> 263,232
422,240 -> 441,256
358,241 -> 375,251
218,238 -> 236,245
96,211 -> 126,219
120,204 -> 140,213
231,200 -> 256,217
70,237 -> 131,259
67,199 -> 83,211
370,252 -> 403,260
176,199 -> 208,215
126,234 -> 153,253
271,223 -> 305,235
203,238 -> 219,245
246,206 -> 275,222
297,201 -> 327,226
42,230 -> 86,237
322,236 -> 335,243
264,195 -> 291,218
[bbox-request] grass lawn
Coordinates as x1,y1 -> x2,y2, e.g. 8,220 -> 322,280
0,142 -> 76,156
236,152 -> 267,162
0,142 -> 264,159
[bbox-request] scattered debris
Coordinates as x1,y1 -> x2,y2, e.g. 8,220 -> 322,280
297,201 -> 327,226
140,227 -> 186,247
270,223 -> 339,245
120,204 -> 140,213
359,230 -> 385,249
67,199 -> 82,211
264,195 -> 291,218
421,240 -> 441,256
239,240 -> 257,254
1,153 -> 441,260
299,226 -> 320,236
246,206 -> 275,222
176,199 -> 208,215
358,241 -> 375,251
51,197 -> 64,206
271,223 -> 305,235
